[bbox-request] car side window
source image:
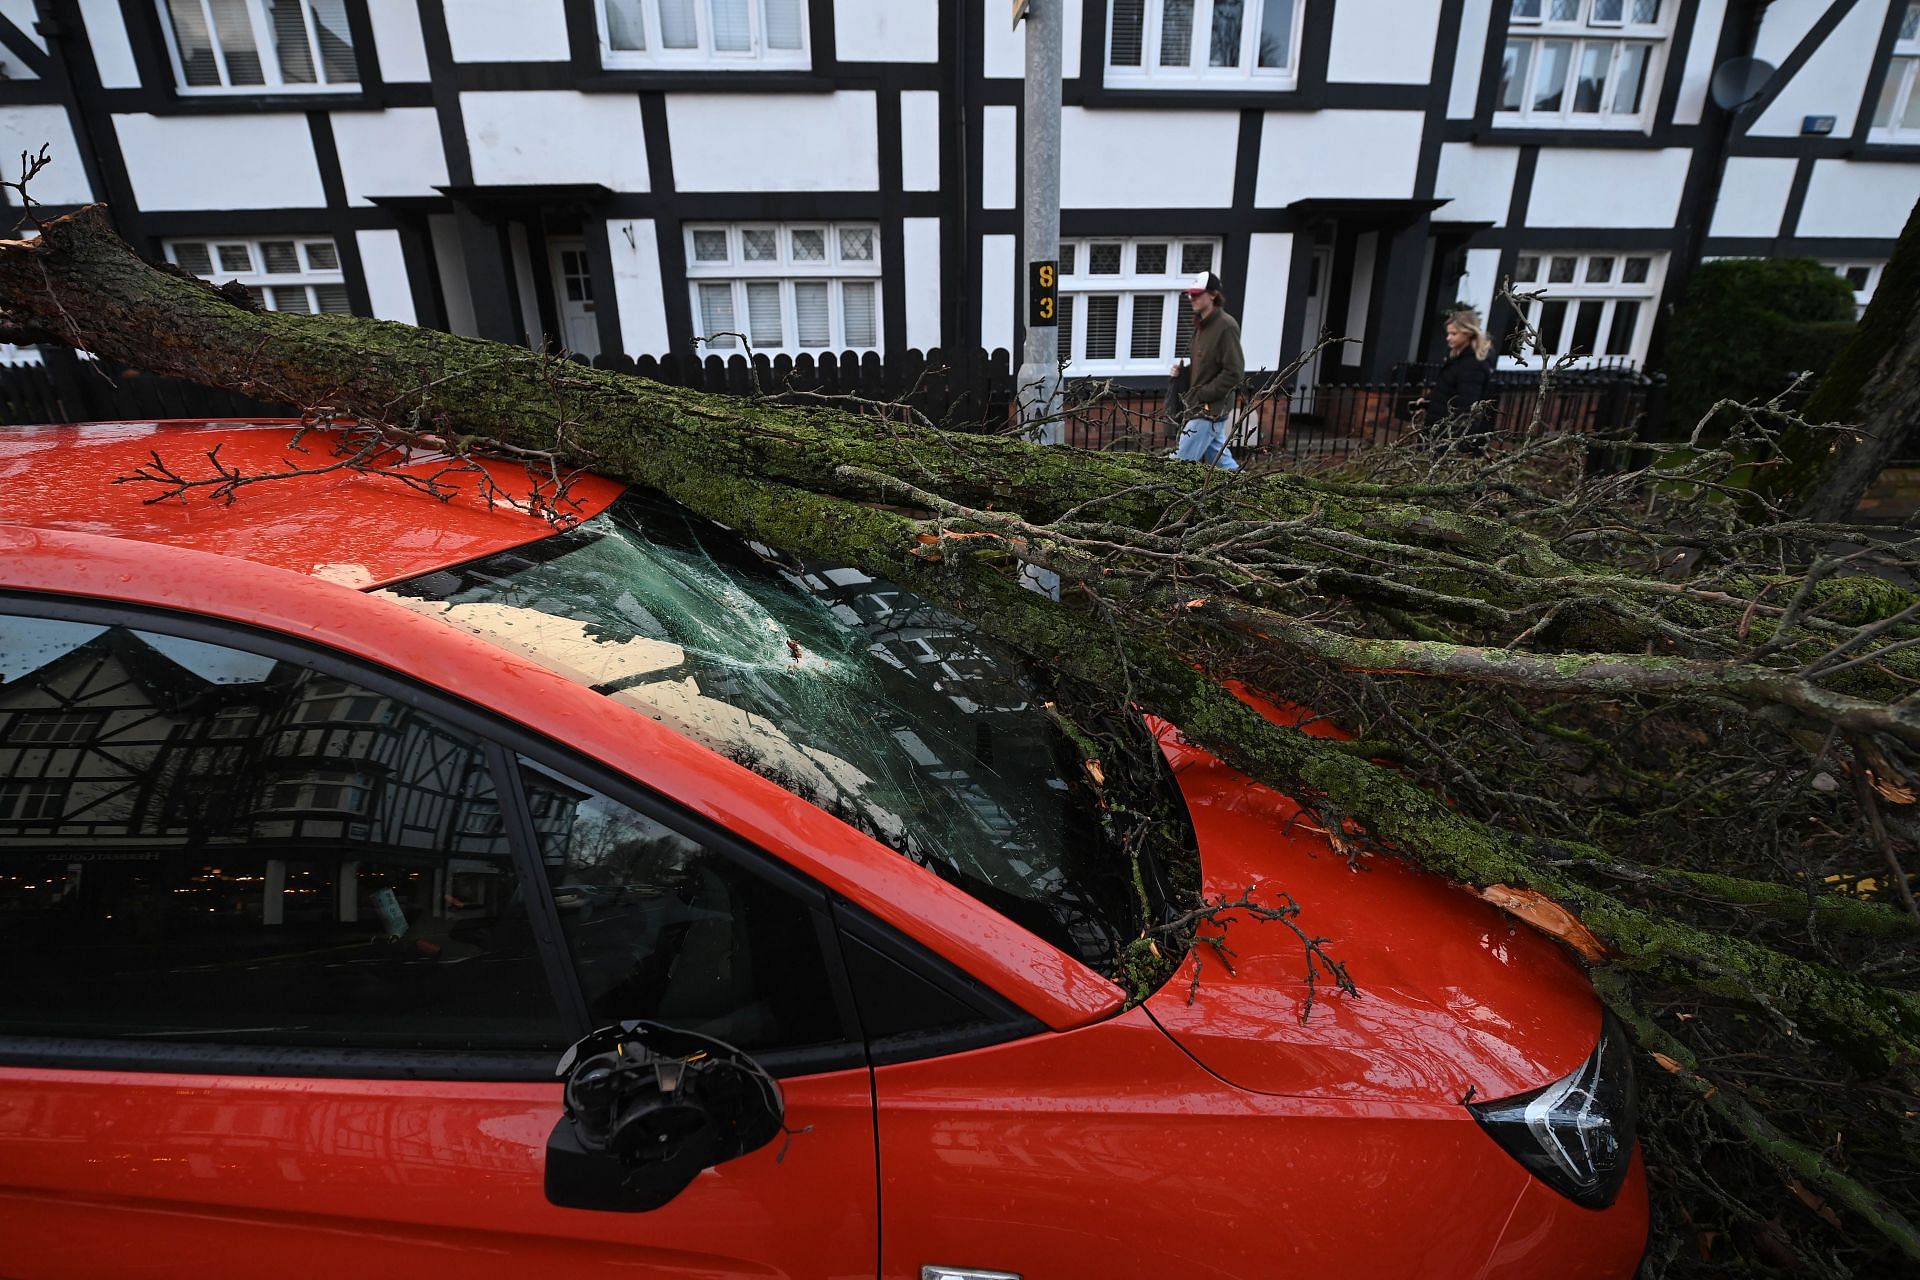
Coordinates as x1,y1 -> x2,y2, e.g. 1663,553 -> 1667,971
517,756 -> 844,1056
0,612 -> 568,1052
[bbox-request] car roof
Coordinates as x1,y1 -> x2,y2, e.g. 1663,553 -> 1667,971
0,420 -> 625,587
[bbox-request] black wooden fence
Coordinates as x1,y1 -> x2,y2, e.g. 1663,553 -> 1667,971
0,345 -> 1657,464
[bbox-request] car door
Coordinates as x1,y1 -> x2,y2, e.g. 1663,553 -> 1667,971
0,599 -> 876,1280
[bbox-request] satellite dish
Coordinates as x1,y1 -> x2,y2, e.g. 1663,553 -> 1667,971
1710,57 -> 1776,111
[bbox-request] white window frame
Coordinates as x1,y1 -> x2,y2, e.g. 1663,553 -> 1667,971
1105,0 -> 1305,91
1823,261 -> 1885,319
684,222 -> 882,358
1869,4 -> 1920,143
1496,0 -> 1670,131
164,236 -> 352,315
157,0 -> 359,95
598,0 -> 811,71
1504,249 -> 1665,369
1057,237 -> 1221,376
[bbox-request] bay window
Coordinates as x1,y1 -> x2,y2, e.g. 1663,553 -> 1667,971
1508,250 -> 1663,367
686,223 -> 881,357
158,0 -> 357,93
165,237 -> 351,314
1106,0 -> 1303,89
1057,238 -> 1219,375
599,0 -> 809,69
1498,0 -> 1667,129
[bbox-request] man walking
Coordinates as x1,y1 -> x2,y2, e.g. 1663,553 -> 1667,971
1172,271 -> 1244,470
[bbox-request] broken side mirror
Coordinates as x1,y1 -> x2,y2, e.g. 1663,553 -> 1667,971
544,1020 -> 786,1212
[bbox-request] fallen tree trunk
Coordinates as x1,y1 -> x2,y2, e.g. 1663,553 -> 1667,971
3,206 -> 1918,1273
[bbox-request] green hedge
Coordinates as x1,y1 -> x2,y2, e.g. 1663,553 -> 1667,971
1663,258 -> 1857,435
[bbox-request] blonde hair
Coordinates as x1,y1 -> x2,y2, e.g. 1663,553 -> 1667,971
1447,309 -> 1493,361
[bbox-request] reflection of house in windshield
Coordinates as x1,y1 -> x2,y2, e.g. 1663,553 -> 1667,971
0,623 -> 574,940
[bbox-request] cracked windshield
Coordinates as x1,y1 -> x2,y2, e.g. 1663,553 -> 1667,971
383,491 -> 1154,973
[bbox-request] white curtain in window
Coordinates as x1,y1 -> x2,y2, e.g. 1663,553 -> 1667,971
794,281 -> 830,347
210,0 -> 265,84
746,281 -> 783,347
1257,0 -> 1294,68
605,0 -> 646,49
763,0 -> 803,50
166,0 -> 220,86
841,282 -> 876,347
1160,0 -> 1194,67
1210,0 -> 1244,67
267,0 -> 315,82
659,0 -> 698,49
1084,295 -> 1119,360
710,0 -> 751,51
1130,294 -> 1165,361
1109,0 -> 1144,65
309,0 -> 358,83
699,283 -> 737,347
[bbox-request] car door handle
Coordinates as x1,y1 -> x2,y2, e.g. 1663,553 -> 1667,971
922,1269 -> 1021,1280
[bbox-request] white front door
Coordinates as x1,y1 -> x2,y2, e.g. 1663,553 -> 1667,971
549,239 -> 601,360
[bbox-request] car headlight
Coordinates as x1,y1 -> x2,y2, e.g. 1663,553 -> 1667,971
1468,1014 -> 1637,1209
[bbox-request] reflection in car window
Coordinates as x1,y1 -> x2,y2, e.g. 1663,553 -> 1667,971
385,491 -> 1142,974
0,612 -> 565,1051
520,757 -> 843,1054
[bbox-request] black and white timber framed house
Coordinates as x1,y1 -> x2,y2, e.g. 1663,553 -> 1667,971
0,0 -> 1914,386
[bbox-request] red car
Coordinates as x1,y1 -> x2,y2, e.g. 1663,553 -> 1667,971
0,421 -> 1647,1278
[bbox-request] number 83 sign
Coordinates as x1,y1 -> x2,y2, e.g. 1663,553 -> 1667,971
1028,260 -> 1057,327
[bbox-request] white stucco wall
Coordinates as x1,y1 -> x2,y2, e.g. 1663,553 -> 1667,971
667,92 -> 878,191
1329,0 -> 1438,84
1751,0 -> 1889,137
1752,0 -> 1831,70
1449,0 -> 1493,118
834,0 -> 938,62
1255,112 -> 1424,206
983,104 -> 1016,209
983,2 -> 1082,79
463,92 -> 649,191
900,90 -> 941,190
367,0 -> 432,82
1064,107 -> 1237,208
0,106 -> 91,204
1433,144 -> 1520,226
1797,160 -> 1920,238
1527,148 -> 1693,227
608,219 -> 670,357
446,0 -> 570,62
115,113 -> 325,209
355,229 -> 416,324
1674,0 -> 1728,125
332,109 -> 448,205
1707,156 -> 1797,238
1240,233 -> 1293,371
76,0 -> 140,89
981,234 -> 1014,353
904,216 -> 941,350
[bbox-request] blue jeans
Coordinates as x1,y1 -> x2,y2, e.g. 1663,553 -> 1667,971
1175,415 -> 1240,470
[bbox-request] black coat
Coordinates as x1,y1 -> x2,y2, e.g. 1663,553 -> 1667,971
1430,350 -> 1495,417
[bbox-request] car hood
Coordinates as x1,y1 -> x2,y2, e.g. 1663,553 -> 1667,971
1145,721 -> 1600,1107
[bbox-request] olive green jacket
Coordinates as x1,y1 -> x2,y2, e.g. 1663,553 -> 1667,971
1184,308 -> 1245,419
